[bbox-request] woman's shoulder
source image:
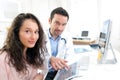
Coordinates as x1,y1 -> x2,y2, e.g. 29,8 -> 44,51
0,51 -> 8,61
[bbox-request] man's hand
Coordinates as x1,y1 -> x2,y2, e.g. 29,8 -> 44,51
50,56 -> 70,70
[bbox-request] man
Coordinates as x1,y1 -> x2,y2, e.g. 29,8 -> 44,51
45,7 -> 74,80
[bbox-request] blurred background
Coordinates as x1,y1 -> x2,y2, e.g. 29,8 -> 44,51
0,0 -> 120,52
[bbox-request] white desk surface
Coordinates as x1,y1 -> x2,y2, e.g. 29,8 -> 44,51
72,45 -> 120,80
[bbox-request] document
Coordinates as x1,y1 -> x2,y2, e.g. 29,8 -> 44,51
54,62 -> 78,80
54,55 -> 79,80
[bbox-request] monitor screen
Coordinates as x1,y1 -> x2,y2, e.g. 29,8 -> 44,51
98,19 -> 112,63
81,31 -> 89,37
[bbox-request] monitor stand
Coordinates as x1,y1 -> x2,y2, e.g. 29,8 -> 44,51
98,43 -> 117,64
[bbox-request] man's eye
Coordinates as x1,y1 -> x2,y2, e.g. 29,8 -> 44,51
63,24 -> 66,26
55,22 -> 60,25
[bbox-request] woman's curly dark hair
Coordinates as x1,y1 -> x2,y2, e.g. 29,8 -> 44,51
1,13 -> 47,73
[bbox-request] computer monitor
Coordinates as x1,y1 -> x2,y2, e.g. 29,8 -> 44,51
98,19 -> 117,64
81,31 -> 89,37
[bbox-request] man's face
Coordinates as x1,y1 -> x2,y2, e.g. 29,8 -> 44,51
49,14 -> 68,38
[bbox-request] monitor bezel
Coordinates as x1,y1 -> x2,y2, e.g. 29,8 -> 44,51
98,19 -> 112,63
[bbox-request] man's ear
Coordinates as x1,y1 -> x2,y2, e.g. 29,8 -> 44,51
48,18 -> 51,24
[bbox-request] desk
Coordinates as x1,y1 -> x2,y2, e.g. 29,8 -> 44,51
72,46 -> 120,80
74,64 -> 120,80
73,39 -> 95,45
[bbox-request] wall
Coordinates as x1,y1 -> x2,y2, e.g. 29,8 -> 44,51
99,0 -> 120,52
0,0 -> 21,32
68,0 -> 99,40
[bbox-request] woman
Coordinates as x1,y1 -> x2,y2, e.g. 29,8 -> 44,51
0,13 -> 47,80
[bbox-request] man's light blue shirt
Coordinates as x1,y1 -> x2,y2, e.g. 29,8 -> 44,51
48,31 -> 61,57
48,30 -> 61,71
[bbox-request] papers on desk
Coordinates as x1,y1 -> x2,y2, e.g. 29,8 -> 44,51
74,45 -> 93,53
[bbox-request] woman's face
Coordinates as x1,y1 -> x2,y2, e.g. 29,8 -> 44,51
19,19 -> 39,48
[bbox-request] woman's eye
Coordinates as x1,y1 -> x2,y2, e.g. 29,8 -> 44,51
35,31 -> 39,34
25,30 -> 30,33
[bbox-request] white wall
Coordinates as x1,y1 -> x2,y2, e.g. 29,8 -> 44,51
68,0 -> 99,39
19,0 -> 71,30
99,0 -> 120,52
0,0 -> 21,32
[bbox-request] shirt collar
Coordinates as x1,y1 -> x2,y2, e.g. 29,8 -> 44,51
48,28 -> 61,40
